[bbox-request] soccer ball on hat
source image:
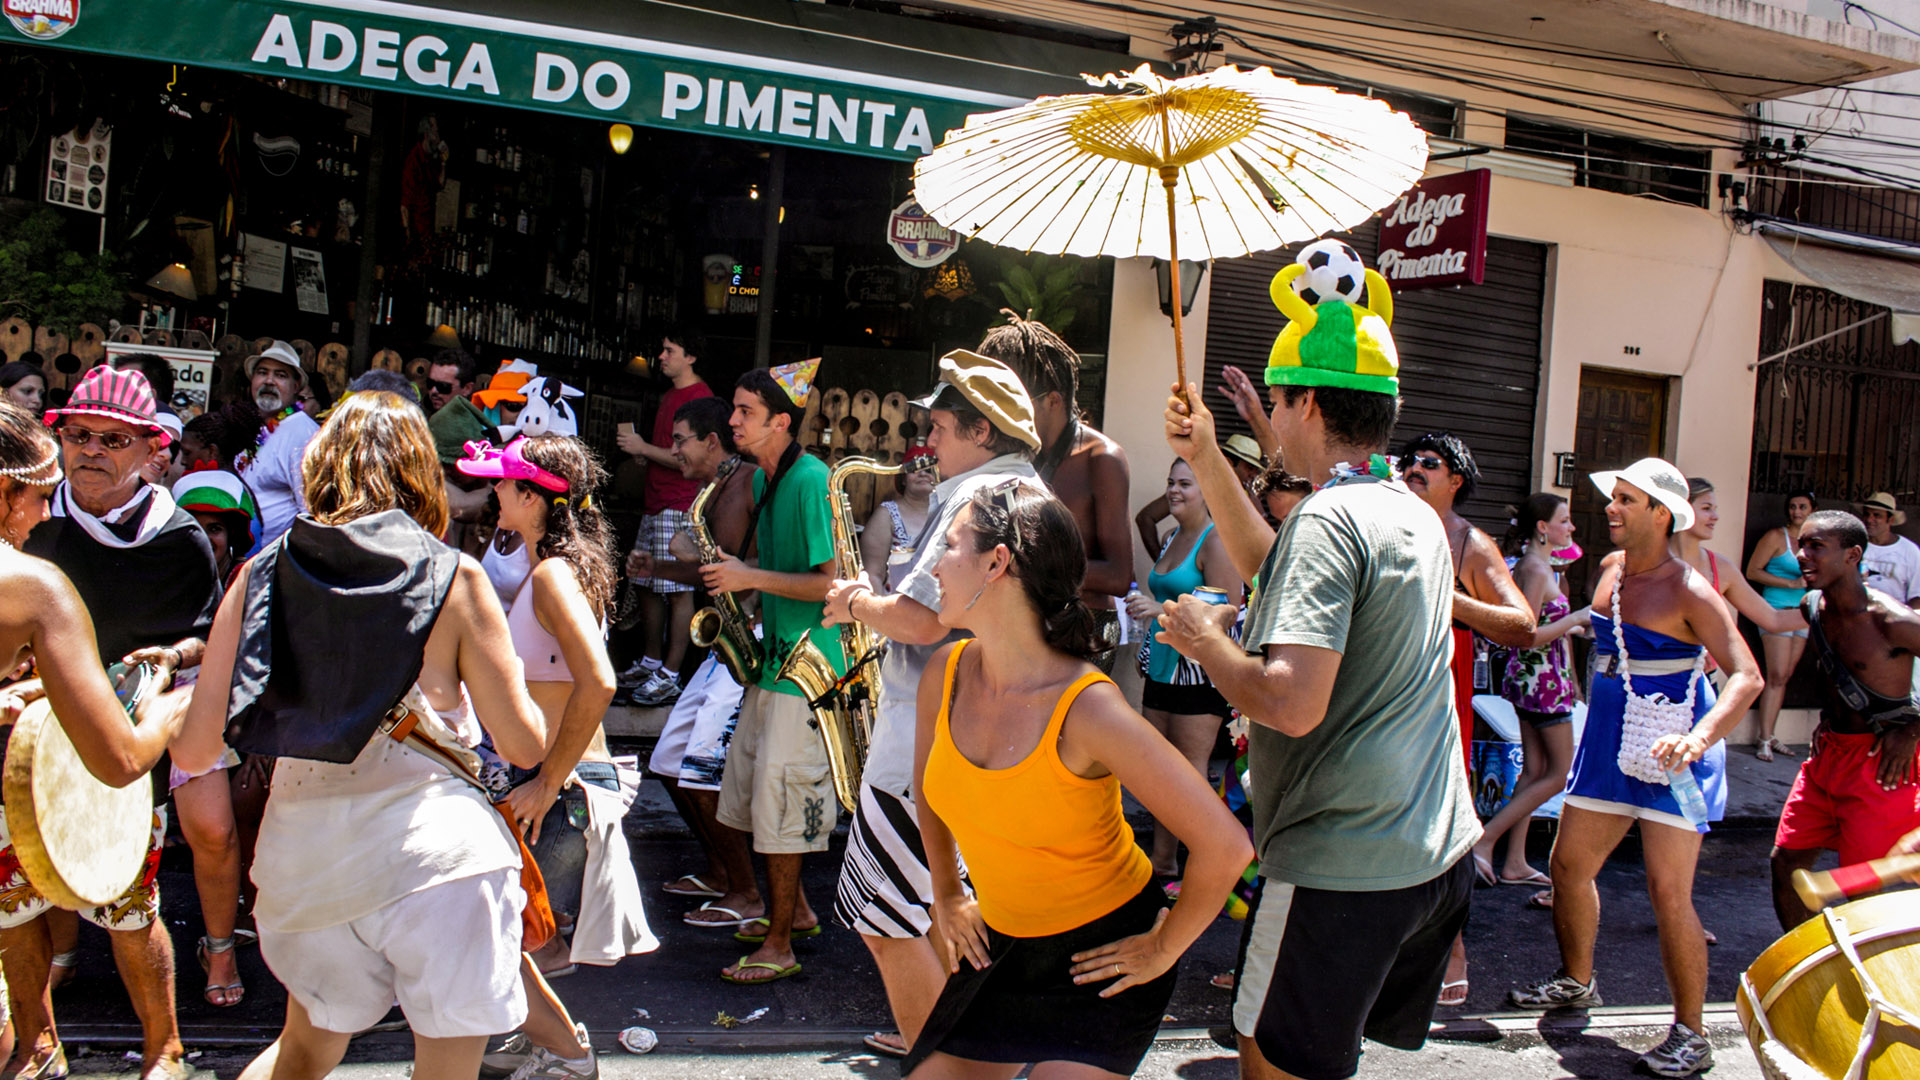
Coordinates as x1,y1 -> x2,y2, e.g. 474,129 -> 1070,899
1289,239 -> 1367,306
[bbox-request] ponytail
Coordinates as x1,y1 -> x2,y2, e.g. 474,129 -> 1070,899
1502,492 -> 1566,559
966,480 -> 1103,661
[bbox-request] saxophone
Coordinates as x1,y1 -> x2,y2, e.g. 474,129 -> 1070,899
687,457 -> 763,687
775,455 -> 902,812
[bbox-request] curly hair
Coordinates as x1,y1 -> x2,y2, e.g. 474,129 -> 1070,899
301,392 -> 450,536
1398,430 -> 1481,505
512,435 -> 617,620
977,309 -> 1080,413
965,479 -> 1100,660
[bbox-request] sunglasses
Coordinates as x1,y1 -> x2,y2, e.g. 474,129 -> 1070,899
982,477 -> 1032,547
426,378 -> 455,396
59,427 -> 139,451
1403,455 -> 1448,472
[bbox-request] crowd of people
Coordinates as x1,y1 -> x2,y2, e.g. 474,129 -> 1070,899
0,258 -> 1916,1080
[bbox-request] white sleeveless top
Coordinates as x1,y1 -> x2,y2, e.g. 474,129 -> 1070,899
251,688 -> 518,933
481,535 -> 533,612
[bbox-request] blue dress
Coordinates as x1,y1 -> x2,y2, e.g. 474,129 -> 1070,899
1568,614 -> 1727,831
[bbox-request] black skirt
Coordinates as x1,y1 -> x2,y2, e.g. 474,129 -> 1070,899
903,883 -> 1177,1076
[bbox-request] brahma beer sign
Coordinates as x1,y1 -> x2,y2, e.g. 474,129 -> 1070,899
1375,169 -> 1491,291
5,0 -> 77,39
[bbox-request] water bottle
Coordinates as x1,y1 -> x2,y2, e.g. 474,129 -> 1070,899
1668,763 -> 1709,831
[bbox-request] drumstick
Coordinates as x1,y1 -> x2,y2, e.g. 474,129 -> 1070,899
1792,853 -> 1920,910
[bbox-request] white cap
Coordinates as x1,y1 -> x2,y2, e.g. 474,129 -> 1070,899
1590,457 -> 1694,532
244,340 -> 308,389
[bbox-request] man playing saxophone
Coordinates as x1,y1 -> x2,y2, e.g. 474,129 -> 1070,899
696,360 -> 846,985
821,351 -> 1041,1057
626,397 -> 761,913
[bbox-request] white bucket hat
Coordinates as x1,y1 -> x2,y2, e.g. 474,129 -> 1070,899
1590,457 -> 1695,532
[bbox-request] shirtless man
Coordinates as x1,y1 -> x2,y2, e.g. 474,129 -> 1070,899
630,397 -> 758,908
1769,510 -> 1920,931
975,314 -> 1131,666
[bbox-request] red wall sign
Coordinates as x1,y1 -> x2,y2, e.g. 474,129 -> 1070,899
1375,169 -> 1491,291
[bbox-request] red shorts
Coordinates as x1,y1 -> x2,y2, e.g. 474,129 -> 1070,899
1774,730 -> 1920,866
1451,627 -> 1473,773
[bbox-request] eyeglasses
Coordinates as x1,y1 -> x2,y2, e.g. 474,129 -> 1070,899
1403,455 -> 1447,472
426,379 -> 455,396
58,427 -> 138,451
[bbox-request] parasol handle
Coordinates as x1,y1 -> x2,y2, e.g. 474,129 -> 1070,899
1160,165 -> 1188,402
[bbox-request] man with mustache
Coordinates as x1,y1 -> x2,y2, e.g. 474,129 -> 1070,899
238,341 -> 320,547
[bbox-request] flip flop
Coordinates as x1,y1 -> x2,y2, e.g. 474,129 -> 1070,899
1209,972 -> 1236,991
721,956 -> 802,984
1498,870 -> 1553,887
1436,979 -> 1468,1007
1524,889 -> 1554,911
662,874 -> 725,899
1471,852 -> 1497,887
733,922 -> 823,944
684,902 -> 758,928
862,1033 -> 907,1058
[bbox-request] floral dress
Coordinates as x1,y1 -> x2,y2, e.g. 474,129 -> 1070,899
1505,593 -> 1577,716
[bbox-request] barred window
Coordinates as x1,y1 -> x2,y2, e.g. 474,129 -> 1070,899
1505,117 -> 1709,207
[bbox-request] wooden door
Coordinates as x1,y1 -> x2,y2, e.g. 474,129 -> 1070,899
1567,368 -> 1668,605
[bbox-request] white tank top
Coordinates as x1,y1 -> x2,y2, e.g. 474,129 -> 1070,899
505,562 -> 607,683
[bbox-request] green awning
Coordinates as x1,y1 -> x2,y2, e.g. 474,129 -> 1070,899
3,0 -> 1133,160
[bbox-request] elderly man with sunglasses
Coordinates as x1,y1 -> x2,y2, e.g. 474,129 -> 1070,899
15,365 -> 221,1080
239,340 -> 321,547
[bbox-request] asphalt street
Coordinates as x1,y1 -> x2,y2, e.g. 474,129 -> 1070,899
51,815 -> 1806,1079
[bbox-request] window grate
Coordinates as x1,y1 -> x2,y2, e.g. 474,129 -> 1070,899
1504,117 -> 1709,207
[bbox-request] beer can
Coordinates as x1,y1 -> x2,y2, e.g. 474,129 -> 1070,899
1192,586 -> 1231,605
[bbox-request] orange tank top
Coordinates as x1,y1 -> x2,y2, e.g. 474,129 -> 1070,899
921,639 -> 1153,938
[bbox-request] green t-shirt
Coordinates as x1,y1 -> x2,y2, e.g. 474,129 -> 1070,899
1240,476 -> 1481,891
751,453 -> 848,695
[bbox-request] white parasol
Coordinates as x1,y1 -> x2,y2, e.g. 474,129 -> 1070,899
914,64 -> 1430,389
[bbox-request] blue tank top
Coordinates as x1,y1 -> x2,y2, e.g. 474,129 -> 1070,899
1144,523 -> 1214,683
1760,533 -> 1805,609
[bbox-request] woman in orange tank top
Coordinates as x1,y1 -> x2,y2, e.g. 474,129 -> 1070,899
906,480 -> 1251,1078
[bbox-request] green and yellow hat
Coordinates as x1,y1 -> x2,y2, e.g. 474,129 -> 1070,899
1264,262 -> 1399,397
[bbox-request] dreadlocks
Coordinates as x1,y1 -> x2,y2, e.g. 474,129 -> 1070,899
977,309 -> 1080,414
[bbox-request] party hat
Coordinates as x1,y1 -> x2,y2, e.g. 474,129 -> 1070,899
771,358 -> 821,408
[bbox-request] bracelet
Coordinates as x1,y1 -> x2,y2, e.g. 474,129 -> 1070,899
164,646 -> 183,670
848,585 -> 873,622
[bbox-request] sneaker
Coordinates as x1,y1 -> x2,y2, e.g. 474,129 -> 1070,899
616,660 -> 658,689
480,1033 -> 534,1080
506,1043 -> 597,1080
632,671 -> 681,707
1507,972 -> 1602,1010
1639,1023 -> 1712,1077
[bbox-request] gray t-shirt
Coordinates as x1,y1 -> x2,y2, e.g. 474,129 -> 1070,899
861,455 -> 1039,798
1239,475 -> 1481,891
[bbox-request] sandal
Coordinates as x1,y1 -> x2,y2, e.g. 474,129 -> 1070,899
1209,972 -> 1236,991
862,1032 -> 907,1058
720,956 -> 801,984
197,936 -> 244,1008
684,902 -> 759,928
1524,889 -> 1554,911
9,1043 -> 68,1080
1471,852 -> 1497,887
662,874 -> 725,898
1755,739 -> 1774,763
1437,979 -> 1469,1007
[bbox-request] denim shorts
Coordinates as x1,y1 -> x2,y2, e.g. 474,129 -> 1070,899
519,761 -> 621,917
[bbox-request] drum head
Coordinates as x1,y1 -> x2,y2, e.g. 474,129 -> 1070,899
2,698 -> 152,909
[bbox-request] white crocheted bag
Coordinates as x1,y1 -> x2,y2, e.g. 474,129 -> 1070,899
1610,571 -> 1703,785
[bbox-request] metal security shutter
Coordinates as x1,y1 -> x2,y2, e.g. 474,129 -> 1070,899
1200,221 -> 1548,534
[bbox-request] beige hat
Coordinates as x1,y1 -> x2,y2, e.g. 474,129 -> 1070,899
1860,492 -> 1908,527
1223,434 -> 1264,470
912,349 -> 1041,451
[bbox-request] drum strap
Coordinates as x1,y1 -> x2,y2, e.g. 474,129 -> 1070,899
376,699 -> 560,953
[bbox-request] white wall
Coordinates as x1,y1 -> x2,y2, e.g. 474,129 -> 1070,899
1764,1 -> 1920,185
1102,259 -> 1211,589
